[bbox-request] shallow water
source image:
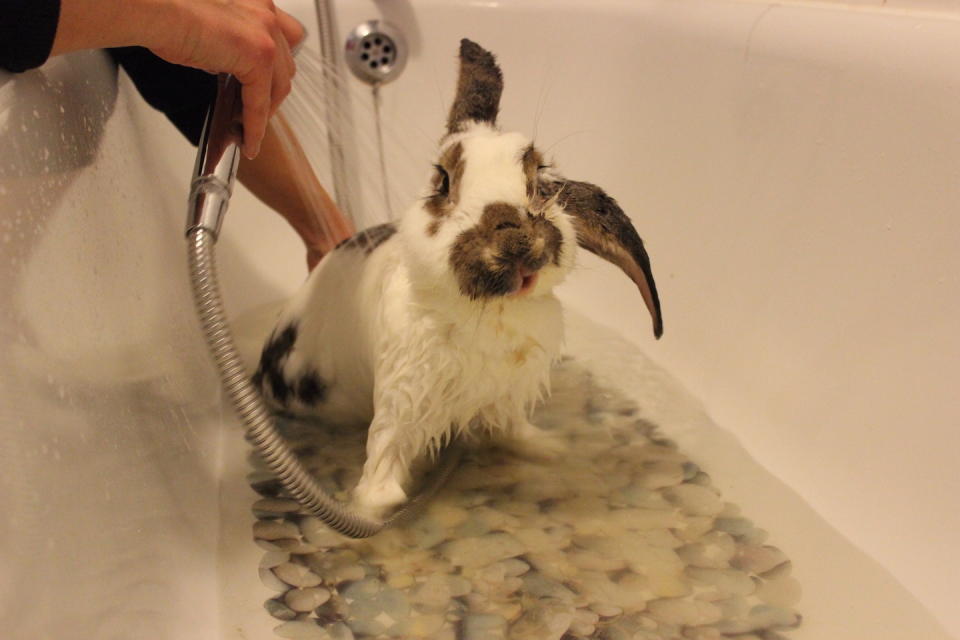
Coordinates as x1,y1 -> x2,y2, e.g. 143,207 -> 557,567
246,357 -> 801,640
219,308 -> 956,640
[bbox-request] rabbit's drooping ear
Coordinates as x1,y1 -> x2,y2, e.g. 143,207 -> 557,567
447,39 -> 504,134
545,180 -> 663,339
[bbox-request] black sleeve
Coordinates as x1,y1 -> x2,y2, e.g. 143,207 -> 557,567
0,0 -> 215,147
0,0 -> 61,72
108,47 -> 217,146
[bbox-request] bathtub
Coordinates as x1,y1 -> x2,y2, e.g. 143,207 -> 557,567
2,0 -> 958,638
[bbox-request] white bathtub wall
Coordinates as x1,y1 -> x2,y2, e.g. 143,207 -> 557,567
268,0 -> 960,634
0,54 -> 222,640
742,0 -> 960,19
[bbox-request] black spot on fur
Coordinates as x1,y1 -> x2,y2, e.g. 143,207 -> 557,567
334,223 -> 397,254
296,370 -> 327,405
254,324 -> 298,405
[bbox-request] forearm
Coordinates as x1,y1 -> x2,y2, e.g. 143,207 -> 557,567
45,0 -> 304,159
237,114 -> 355,268
50,0 -> 150,55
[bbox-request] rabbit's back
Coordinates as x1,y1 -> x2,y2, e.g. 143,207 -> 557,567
254,225 -> 402,425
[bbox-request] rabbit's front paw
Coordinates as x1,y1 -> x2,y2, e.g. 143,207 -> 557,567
351,477 -> 408,521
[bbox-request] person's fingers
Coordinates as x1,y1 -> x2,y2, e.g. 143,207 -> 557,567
241,78 -> 270,158
140,0 -> 303,156
269,29 -> 294,117
235,42 -> 276,158
276,10 -> 306,49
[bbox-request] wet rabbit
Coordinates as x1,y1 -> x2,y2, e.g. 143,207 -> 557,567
254,39 -> 662,517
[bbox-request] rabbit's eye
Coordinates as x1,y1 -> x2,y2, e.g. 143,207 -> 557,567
534,165 -> 554,199
433,164 -> 451,197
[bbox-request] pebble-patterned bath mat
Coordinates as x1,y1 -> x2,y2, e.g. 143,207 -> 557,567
247,358 -> 802,640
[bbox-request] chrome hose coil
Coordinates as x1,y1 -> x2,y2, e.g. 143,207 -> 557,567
187,227 -> 462,538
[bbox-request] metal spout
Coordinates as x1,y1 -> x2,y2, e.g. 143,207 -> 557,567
186,74 -> 244,240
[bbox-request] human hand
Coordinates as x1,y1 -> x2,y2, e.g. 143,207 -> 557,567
141,0 -> 304,159
52,0 -> 305,159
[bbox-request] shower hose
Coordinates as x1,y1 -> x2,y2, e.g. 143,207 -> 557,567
185,75 -> 461,539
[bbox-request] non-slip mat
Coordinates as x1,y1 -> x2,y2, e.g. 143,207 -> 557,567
248,357 -> 801,640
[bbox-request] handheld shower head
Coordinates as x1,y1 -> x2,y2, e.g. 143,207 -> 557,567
186,74 -> 244,239
187,16 -> 309,237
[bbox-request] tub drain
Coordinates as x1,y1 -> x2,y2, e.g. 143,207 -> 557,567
345,20 -> 407,85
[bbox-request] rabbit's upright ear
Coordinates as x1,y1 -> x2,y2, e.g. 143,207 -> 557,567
447,39 -> 503,134
545,179 -> 663,339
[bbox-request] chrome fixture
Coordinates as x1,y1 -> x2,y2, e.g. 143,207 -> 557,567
345,20 -> 408,85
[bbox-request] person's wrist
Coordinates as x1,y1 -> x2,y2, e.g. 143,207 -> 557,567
51,0 -> 139,54
120,0 -> 184,53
